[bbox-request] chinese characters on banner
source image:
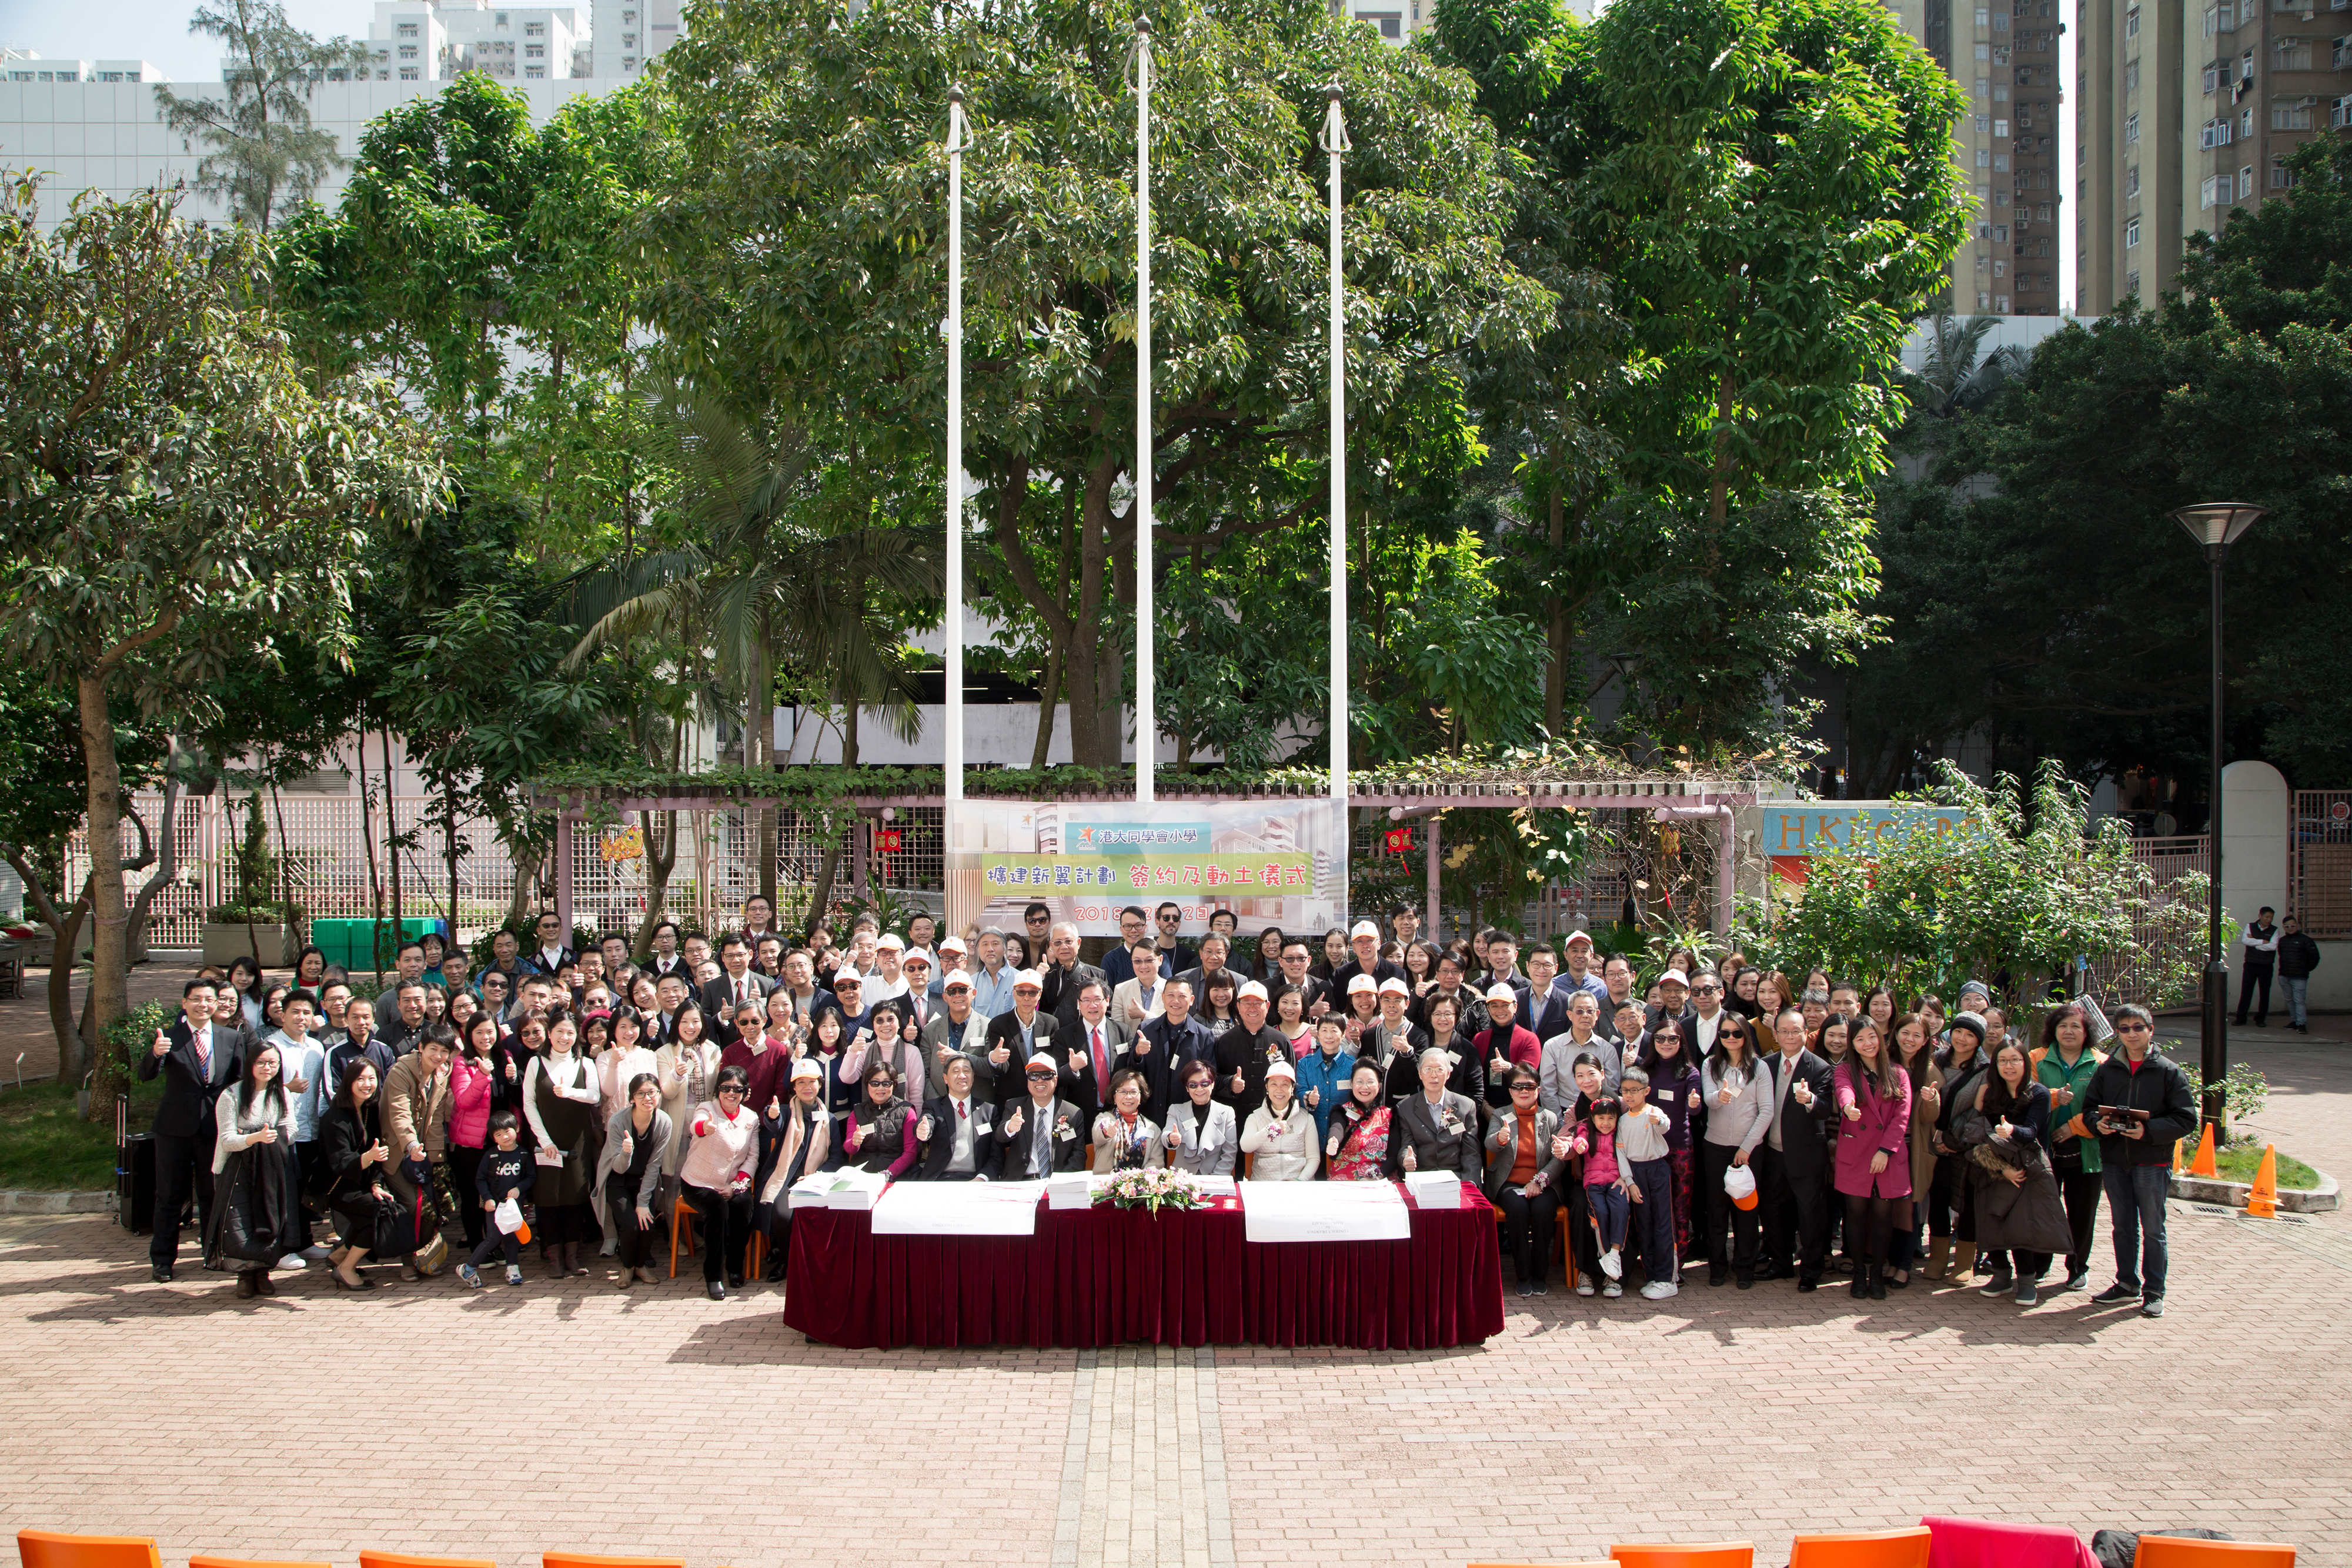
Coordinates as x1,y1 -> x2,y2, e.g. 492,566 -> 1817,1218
944,800 -> 1348,939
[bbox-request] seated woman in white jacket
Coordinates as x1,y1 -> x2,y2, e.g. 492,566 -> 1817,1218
1163,1059 -> 1238,1175
1240,1059 -> 1321,1181
1090,1069 -> 1164,1172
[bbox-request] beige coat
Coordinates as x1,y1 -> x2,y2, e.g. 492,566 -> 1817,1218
380,1051 -> 452,1162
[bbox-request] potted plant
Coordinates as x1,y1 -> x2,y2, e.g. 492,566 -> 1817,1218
201,900 -> 305,967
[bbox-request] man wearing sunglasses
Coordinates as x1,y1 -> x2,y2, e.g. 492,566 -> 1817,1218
1152,902 -> 1198,976
1687,970 -> 1730,1058
992,1051 -> 1087,1179
2076,1003 -> 2197,1318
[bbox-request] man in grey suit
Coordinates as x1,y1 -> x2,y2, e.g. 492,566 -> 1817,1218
1387,1048 -> 1483,1182
1758,1005 -> 1836,1290
921,972 -> 996,1099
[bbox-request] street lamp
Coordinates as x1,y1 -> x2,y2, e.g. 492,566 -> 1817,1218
2171,500 -> 2265,1134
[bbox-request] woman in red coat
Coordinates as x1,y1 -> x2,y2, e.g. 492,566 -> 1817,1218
1832,1018 -> 1912,1301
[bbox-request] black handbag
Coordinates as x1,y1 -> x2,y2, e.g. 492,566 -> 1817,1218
370,1194 -> 410,1261
212,1153 -> 284,1264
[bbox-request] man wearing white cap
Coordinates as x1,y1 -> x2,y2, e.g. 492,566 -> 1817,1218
1559,930 -> 1609,1007
921,969 -> 997,1099
1330,919 -> 1404,995
930,932 -> 970,1002
990,1050 -> 1086,1179
983,970 -> 1058,1091
818,968 -> 874,1042
897,949 -> 936,1031
1211,979 -> 1287,1121
864,932 -> 910,1006
1368,977 -> 1426,1078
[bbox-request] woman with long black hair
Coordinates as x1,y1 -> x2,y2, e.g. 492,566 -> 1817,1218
224,954 -> 268,1035
2034,1000 -> 2106,1295
1966,1036 -> 2074,1307
1926,1011 -> 1993,1282
1831,1018 -> 1912,1300
1697,1014 -> 1771,1289
523,1009 -> 603,1278
208,1040 -> 297,1298
318,1058 -> 393,1290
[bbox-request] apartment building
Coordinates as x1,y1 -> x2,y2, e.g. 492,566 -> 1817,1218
2080,0 -> 2350,312
589,0 -> 681,77
364,0 -> 593,83
2,50 -> 161,83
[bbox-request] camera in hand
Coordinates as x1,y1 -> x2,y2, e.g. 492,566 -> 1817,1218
2097,1106 -> 2149,1128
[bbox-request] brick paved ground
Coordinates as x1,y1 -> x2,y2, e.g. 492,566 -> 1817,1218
1,998 -> 2347,1567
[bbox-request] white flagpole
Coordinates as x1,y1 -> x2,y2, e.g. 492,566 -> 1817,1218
1321,86 -> 1349,815
945,86 -> 970,838
1132,16 -> 1155,806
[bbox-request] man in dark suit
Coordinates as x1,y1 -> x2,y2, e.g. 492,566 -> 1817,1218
983,972 -> 1057,1096
1038,922 -> 1106,1029
699,935 -> 776,1030
138,978 -> 242,1281
1520,945 -> 1574,1043
990,1052 -> 1088,1179
1330,920 -> 1406,994
1061,979 -> 1132,1124
1645,968 -> 1699,1039
911,1054 -> 996,1180
1386,1047 -> 1484,1182
1100,906 -> 1163,989
644,919 -> 691,982
522,910 -> 576,977
1270,937 -> 1334,1019
1151,901 -> 1199,978
1211,981 -> 1287,1121
1171,932 -> 1242,1009
1758,1006 -> 1835,1290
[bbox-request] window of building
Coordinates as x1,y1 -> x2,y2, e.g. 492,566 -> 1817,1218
1976,75 -> 1991,97
2239,163 -> 2255,195
1977,148 -> 1992,166
1994,223 -> 2009,240
624,56 -> 638,69
1977,252 -> 1990,270
2271,156 -> 2298,186
525,42 -> 545,56
525,63 -> 546,76
2335,95 -> 2352,128
2126,270 -> 2140,296
2203,59 -> 2221,90
1995,82 -> 2010,99
2201,115 -> 2231,145
495,11 -> 510,25
2240,106 -> 2254,135
2273,38 -> 2311,68
2202,172 -> 2224,206
397,21 -> 418,35
2126,163 -> 2141,195
1995,11 -> 2010,25
526,20 -> 545,34
2271,96 -> 2314,127
399,45 -> 417,58
1994,116 -> 2010,135
399,65 -> 419,78
2126,4 -> 2140,32
2125,59 -> 2139,90
1996,293 -> 2011,311
1979,290 -> 1993,310
2125,217 -> 2141,247
1977,41 -> 1992,57
1976,5 -> 1992,21
623,7 -> 636,17
2125,111 -> 2139,141
1993,259 -> 2007,276
1994,152 -> 2011,169
624,32 -> 637,46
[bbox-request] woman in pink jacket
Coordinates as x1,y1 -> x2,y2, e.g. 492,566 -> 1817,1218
1832,1018 -> 1912,1301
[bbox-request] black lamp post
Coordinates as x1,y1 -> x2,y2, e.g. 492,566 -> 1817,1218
2170,501 -> 2266,1133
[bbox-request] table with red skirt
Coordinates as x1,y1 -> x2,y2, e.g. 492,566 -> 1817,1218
780,1179 -> 1506,1350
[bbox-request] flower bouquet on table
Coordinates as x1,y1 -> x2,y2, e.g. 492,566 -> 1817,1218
1093,1167 -> 1205,1214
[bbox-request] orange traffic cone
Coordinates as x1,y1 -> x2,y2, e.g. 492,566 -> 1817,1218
2173,1136 -> 2186,1175
2246,1144 -> 2279,1219
2188,1123 -> 2219,1178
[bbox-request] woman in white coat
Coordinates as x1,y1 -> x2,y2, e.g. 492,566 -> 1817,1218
1162,1058 -> 1238,1176
1090,1069 -> 1164,1172
1240,1059 -> 1320,1181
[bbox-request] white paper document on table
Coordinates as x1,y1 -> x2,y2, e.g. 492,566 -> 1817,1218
870,1178 -> 1043,1237
1240,1179 -> 1412,1243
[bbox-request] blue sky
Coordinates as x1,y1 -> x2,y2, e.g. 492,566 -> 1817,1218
1,0 -> 369,80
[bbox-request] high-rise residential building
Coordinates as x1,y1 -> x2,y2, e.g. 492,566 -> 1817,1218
2079,0 -> 2349,313
1892,0 -> 2067,315
1,0 -> 687,231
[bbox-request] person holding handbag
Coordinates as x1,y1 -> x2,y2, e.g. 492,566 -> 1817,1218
379,1025 -> 456,1280
207,1041 -> 298,1299
318,1059 -> 395,1291
756,1058 -> 832,1282
1962,1038 -> 2074,1306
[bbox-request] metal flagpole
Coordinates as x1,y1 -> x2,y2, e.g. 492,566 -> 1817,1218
944,87 -> 970,842
1132,16 -> 1155,806
1320,85 -> 1349,817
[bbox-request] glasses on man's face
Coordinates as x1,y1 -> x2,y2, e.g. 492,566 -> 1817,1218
1026,1069 -> 1057,1081
2115,1021 -> 2153,1035
1693,984 -> 1720,995
1158,912 -> 1180,925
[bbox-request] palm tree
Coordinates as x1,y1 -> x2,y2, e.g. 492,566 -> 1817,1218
1901,311 -> 2034,429
570,387 -> 941,914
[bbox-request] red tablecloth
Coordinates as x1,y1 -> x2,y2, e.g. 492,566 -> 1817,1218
781,1181 -> 1505,1350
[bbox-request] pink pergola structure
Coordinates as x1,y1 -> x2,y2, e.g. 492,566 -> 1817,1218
532,773 -> 1763,941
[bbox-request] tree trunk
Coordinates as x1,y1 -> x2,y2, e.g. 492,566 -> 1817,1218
3,848 -> 92,1082
74,671 -> 128,1094
382,730 -> 403,945
269,778 -> 299,945
123,777 -> 176,965
358,724 -> 386,983
633,807 -> 678,957
753,646 -> 776,912
1030,637 -> 1063,770
1544,482 -> 1567,736
445,773 -> 460,944
505,841 -> 541,926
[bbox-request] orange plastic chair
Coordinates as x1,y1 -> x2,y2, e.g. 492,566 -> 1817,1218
192,1556 -> 332,1568
1789,1528 -> 1932,1567
18,1529 -> 163,1568
1609,1545 -> 1753,1568
2133,1538 -> 2296,1568
667,1193 -> 699,1278
358,1552 -> 493,1568
1466,1560 -> 1613,1567
545,1554 -> 685,1568
1550,1208 -> 1582,1289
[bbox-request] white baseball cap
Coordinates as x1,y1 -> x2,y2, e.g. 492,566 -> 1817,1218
1349,920 -> 1379,940
876,932 -> 905,952
789,1058 -> 824,1082
831,967 -> 864,988
943,973 -> 974,992
1265,1059 -> 1297,1081
1235,979 -> 1268,1002
1011,969 -> 1044,992
902,949 -> 933,969
1378,977 -> 1410,997
1484,983 -> 1519,1004
938,934 -> 969,955
1563,929 -> 1594,948
1347,974 -> 1378,995
1025,1051 -> 1059,1071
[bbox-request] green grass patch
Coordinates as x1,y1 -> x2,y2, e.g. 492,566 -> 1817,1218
2214,1142 -> 2321,1190
0,1078 -> 160,1190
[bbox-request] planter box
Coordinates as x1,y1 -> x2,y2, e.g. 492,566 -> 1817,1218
2170,1168 -> 2340,1213
201,922 -> 298,968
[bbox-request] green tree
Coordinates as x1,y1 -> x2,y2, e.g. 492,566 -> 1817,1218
0,180 -> 445,1092
643,0 -> 1551,767
153,0 -> 371,231
1435,0 -> 1971,755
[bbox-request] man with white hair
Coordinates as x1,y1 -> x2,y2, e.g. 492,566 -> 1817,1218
1039,920 -> 1107,1029
1330,919 -> 1405,994
970,927 -> 1017,1018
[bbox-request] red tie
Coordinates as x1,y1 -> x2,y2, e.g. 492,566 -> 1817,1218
958,1101 -> 968,1121
1092,1027 -> 1107,1091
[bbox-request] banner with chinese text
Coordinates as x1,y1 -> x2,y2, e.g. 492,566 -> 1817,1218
943,799 -> 1348,941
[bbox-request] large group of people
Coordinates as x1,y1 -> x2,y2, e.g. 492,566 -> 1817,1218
143,895 -> 2196,1319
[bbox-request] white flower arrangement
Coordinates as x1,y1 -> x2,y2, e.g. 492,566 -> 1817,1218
1092,1167 -> 1206,1213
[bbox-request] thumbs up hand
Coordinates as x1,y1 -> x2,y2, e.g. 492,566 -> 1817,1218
152,1029 -> 171,1059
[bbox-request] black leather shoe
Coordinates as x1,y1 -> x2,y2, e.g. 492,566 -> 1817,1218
151,1265 -> 173,1283
1796,1275 -> 1820,1292
1708,1266 -> 1726,1287
727,1272 -> 745,1289
706,1279 -> 726,1300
